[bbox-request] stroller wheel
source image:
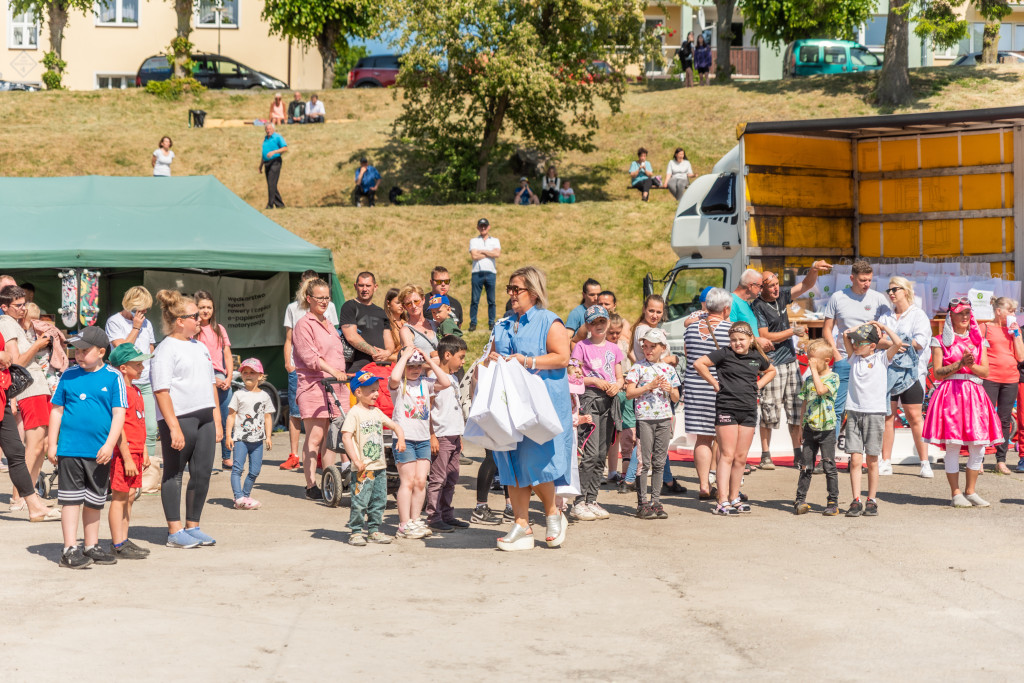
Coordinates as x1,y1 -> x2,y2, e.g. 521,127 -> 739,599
321,465 -> 346,508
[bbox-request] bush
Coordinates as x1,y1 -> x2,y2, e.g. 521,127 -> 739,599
41,51 -> 66,90
145,77 -> 206,101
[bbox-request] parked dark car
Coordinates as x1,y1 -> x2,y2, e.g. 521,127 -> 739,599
347,54 -> 401,88
0,80 -> 40,91
135,53 -> 287,89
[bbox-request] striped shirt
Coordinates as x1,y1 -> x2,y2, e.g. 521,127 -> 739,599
682,319 -> 732,436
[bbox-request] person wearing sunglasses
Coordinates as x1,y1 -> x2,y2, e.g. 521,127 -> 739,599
151,289 -> 223,548
922,298 -> 1002,508
878,276 -> 933,478
397,285 -> 438,359
979,296 -> 1024,474
429,266 -> 463,328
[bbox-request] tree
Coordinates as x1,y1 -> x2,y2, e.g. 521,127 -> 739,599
385,0 -> 661,197
975,0 -> 1011,63
9,0 -> 92,88
713,0 -> 738,84
740,0 -> 876,47
171,0 -> 193,78
262,0 -> 375,89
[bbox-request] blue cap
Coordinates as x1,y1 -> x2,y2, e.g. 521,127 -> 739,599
427,294 -> 450,310
699,286 -> 713,303
349,371 -> 379,392
584,305 -> 609,323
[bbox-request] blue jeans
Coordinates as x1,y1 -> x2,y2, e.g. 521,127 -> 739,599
625,443 -> 672,483
231,441 -> 264,500
393,438 -> 431,463
349,468 -> 387,534
470,271 -> 497,328
832,359 -> 851,437
216,376 -> 233,461
287,370 -> 299,417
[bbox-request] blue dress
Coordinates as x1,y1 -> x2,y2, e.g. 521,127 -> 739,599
492,306 -> 573,487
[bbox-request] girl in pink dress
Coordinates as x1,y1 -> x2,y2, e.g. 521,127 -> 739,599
922,298 -> 1002,508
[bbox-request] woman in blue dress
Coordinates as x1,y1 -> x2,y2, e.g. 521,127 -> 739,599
484,266 -> 573,551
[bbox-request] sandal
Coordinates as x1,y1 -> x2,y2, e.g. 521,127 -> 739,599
30,507 -> 61,523
743,465 -> 753,475
730,497 -> 751,513
712,503 -> 737,516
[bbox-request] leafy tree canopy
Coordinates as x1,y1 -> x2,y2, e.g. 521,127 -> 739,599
740,0 -> 877,48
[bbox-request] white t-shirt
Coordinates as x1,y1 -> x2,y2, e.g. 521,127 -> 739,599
429,370 -> 463,438
666,158 -> 693,179
822,288 -> 892,359
104,313 -> 157,384
153,149 -> 174,177
228,388 -> 274,442
469,236 -> 501,274
625,360 -> 680,421
879,305 -> 932,388
150,336 -> 216,420
284,300 -> 339,367
847,350 -> 891,414
0,315 -> 49,399
390,376 -> 436,442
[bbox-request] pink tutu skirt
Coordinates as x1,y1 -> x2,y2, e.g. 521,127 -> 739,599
922,379 -> 1002,446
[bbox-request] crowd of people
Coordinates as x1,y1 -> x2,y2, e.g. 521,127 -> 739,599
0,238 -> 1015,563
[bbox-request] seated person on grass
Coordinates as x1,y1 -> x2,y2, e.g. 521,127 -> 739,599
513,176 -> 540,206
288,92 -> 306,124
354,157 -> 381,207
306,94 -> 326,123
559,179 -> 576,204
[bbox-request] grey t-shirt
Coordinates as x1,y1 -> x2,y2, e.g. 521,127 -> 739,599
823,288 -> 892,359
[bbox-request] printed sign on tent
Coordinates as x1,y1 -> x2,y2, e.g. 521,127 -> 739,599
143,270 -> 288,348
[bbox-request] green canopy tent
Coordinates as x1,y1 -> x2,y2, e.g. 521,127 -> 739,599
0,175 -> 345,386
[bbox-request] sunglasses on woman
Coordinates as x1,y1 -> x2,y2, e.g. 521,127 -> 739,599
885,287 -> 902,295
506,285 -> 529,296
178,312 -> 201,321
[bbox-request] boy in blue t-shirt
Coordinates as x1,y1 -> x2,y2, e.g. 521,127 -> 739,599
47,327 -> 127,569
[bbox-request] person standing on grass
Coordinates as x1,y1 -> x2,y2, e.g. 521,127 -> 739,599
194,290 -> 233,470
752,262 -> 830,470
151,289 -> 222,549
821,260 -> 892,437
281,270 -> 339,471
151,136 -> 174,177
339,271 -> 393,375
694,34 -> 712,85
566,279 -> 602,335
678,32 -> 695,87
468,218 -> 501,332
259,123 -> 287,210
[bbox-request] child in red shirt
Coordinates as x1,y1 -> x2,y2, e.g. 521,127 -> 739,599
108,344 -> 152,560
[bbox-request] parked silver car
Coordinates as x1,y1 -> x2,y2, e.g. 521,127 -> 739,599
950,51 -> 1024,66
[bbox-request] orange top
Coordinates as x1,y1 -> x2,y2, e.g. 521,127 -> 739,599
983,322 -> 1020,384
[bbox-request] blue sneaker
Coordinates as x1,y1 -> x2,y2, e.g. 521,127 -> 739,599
1016,460 -> 1024,473
166,530 -> 199,548
184,527 -> 216,546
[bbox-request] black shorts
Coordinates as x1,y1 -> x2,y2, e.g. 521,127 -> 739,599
57,456 -> 110,509
891,382 -> 924,405
716,407 -> 757,428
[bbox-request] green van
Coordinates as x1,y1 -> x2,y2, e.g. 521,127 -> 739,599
782,39 -> 882,77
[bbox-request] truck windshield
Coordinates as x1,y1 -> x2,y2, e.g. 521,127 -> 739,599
665,267 -> 726,322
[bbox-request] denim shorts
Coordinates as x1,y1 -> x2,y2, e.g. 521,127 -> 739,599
393,439 -> 431,464
287,370 -> 299,416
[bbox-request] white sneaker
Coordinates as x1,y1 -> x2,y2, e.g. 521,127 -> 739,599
571,502 -> 597,521
588,502 -> 610,519
966,492 -> 990,507
919,461 -> 934,478
878,460 -> 893,476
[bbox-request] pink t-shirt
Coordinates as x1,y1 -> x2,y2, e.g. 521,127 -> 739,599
196,324 -> 231,375
571,338 -> 625,383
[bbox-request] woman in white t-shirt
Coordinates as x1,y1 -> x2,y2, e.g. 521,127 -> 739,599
151,289 -> 222,549
152,136 -> 175,177
665,148 -> 695,200
105,286 -> 158,461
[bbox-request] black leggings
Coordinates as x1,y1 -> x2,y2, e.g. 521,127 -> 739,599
983,380 -> 1016,463
1,403 -> 33,498
159,408 -> 216,523
633,178 -> 653,199
476,449 -> 508,504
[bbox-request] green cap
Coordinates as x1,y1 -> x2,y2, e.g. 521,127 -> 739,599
108,344 -> 153,367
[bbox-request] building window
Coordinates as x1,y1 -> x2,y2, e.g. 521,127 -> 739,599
196,0 -> 238,28
96,73 -> 136,89
9,8 -> 39,49
95,0 -> 138,25
999,24 -> 1012,51
971,22 -> 985,52
1015,24 -> 1024,51
862,15 -> 887,48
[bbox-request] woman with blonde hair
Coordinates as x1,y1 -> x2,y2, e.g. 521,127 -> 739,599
291,278 -> 347,500
151,289 -> 222,548
981,296 -> 1024,474
483,265 -> 573,550
398,284 -> 437,357
879,276 -> 934,477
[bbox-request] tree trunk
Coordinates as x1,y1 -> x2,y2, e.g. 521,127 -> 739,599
316,23 -> 341,90
475,94 -> 510,194
875,0 -> 911,107
173,0 -> 192,78
47,1 -> 68,59
982,21 -> 1000,64
713,0 -> 736,84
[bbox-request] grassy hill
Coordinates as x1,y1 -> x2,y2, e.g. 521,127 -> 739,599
2,65 -> 1022,337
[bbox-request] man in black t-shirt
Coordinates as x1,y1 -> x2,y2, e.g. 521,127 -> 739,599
430,266 -> 464,327
751,261 -> 831,469
339,271 -> 392,374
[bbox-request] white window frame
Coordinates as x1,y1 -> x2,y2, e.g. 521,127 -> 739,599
95,73 -> 136,89
8,7 -> 40,49
194,0 -> 239,29
94,0 -> 138,27
859,15 -> 888,50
